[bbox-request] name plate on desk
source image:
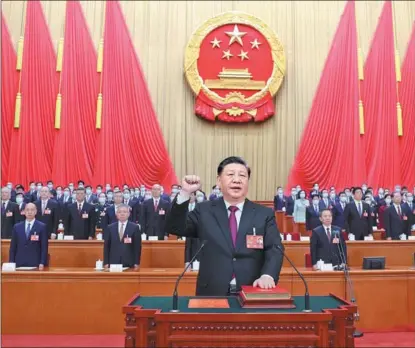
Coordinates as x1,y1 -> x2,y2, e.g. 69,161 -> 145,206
63,235 -> 74,240
408,236 -> 415,241
364,236 -> 374,241
188,299 -> 229,309
2,263 -> 16,272
148,236 -> 158,241
300,236 -> 310,242
109,264 -> 125,272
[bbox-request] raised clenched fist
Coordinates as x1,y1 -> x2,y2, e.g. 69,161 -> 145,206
181,175 -> 201,194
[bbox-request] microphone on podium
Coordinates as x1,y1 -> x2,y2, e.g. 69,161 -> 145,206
275,244 -> 312,312
170,240 -> 208,313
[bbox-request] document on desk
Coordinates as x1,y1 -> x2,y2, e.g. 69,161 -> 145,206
16,267 -> 37,270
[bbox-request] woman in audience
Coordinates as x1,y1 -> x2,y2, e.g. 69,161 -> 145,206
377,194 -> 392,230
293,190 -> 309,223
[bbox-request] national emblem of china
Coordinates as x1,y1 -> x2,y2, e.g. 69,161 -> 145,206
184,11 -> 286,123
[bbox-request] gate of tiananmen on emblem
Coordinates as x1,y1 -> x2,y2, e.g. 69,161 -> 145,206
184,11 -> 286,123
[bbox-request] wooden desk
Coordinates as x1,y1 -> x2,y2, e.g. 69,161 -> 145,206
2,267 -> 414,335
2,239 -> 414,269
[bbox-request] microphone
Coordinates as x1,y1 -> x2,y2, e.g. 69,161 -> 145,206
275,244 -> 311,312
170,240 -> 207,313
332,230 -> 363,338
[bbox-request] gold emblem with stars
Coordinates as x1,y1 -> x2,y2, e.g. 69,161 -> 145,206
250,39 -> 261,49
238,50 -> 249,61
210,37 -> 221,48
222,50 -> 233,60
225,24 -> 247,46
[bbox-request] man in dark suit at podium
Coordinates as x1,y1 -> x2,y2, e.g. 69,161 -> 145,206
165,156 -> 284,296
310,209 -> 347,269
104,204 -> 141,268
64,188 -> 95,239
384,192 -> 411,240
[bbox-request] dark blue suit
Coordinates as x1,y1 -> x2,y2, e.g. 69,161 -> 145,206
306,205 -> 322,231
285,196 -> 296,216
9,220 -> 48,267
273,195 -> 286,211
333,202 -> 347,229
310,225 -> 347,266
103,221 -> 141,267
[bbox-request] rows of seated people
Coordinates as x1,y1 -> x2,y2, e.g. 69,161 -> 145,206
273,184 -> 415,240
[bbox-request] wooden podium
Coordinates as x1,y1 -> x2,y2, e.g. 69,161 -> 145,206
123,294 -> 356,348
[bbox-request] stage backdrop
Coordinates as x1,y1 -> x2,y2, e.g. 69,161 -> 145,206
2,1 -> 414,199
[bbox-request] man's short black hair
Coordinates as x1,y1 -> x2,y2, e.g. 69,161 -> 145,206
339,191 -> 346,196
352,187 -> 362,194
217,156 -> 251,178
78,180 -> 84,185
76,187 -> 85,193
311,194 -> 320,200
47,180 -> 53,184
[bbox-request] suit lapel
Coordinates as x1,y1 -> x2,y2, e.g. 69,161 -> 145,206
236,200 -> 256,251
211,198 -> 234,252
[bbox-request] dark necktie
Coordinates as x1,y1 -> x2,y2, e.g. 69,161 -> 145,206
78,203 -> 82,214
397,205 -> 401,216
314,205 -> 319,214
326,227 -> 331,241
1,202 -> 5,214
154,200 -> 158,212
26,223 -> 31,239
358,202 -> 362,216
228,206 -> 238,247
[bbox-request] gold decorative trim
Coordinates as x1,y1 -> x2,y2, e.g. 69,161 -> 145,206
184,11 -> 285,105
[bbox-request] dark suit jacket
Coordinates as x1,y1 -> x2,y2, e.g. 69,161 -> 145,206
333,202 -> 347,229
165,197 -> 284,296
1,201 -> 19,238
310,225 -> 347,266
273,195 -> 286,211
402,202 -> 415,226
319,198 -> 333,210
15,203 -> 27,223
343,201 -> 373,240
85,194 -> 98,205
64,202 -> 95,239
305,205 -> 322,231
384,205 -> 411,240
141,198 -> 170,240
285,196 -> 296,216
35,199 -> 59,238
103,221 -> 141,267
9,220 -> 48,267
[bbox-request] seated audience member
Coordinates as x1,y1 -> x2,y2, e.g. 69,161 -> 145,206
35,186 -> 59,239
15,192 -> 27,223
306,194 -> 322,231
64,188 -> 95,239
310,209 -> 347,269
293,190 -> 309,223
273,186 -> 286,211
285,187 -> 297,216
344,187 -> 373,240
105,191 -> 124,225
184,193 -> 201,265
140,184 -> 170,240
1,187 -> 19,238
9,203 -> 48,268
103,204 -> 141,269
333,191 -> 347,229
384,192 -> 411,240
378,194 -> 392,229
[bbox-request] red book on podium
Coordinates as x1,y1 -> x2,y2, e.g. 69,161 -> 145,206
238,286 -> 295,309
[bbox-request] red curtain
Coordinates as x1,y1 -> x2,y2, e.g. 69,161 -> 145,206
400,22 -> 415,188
93,1 -> 177,188
362,1 -> 401,190
286,1 -> 366,193
1,16 -> 19,185
8,1 -> 59,186
51,1 -> 99,186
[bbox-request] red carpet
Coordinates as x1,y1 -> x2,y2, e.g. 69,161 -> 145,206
2,332 -> 415,347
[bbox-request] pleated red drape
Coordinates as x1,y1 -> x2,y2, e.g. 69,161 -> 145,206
363,1 -> 401,190
52,1 -> 99,186
93,1 -> 177,188
1,16 -> 19,185
400,22 -> 415,188
286,1 -> 365,193
8,1 -> 59,186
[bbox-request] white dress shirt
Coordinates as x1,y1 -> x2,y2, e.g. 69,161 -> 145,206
2,200 -> 9,209
25,219 -> 35,232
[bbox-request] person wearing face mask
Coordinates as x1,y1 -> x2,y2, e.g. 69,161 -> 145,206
344,188 -> 352,203
106,190 -> 114,205
402,193 -> 415,230
68,183 -> 75,194
122,189 -> 140,223
77,180 -> 85,189
377,194 -> 392,230
209,185 -> 220,201
332,192 -> 348,229
105,184 -> 111,193
195,190 -> 206,204
319,190 -> 332,210
160,186 -> 171,203
329,191 -> 337,206
95,185 -> 103,196
362,184 -> 368,195
140,184 -> 171,240
55,186 -> 63,202
364,195 -> 378,228
85,185 -> 98,204
306,194 -> 322,231
375,188 -> 385,205
31,182 -> 43,202
384,192 -> 411,240
46,181 -> 56,198
105,191 -> 124,226
15,193 -> 27,223
1,187 -> 19,238
292,190 -> 309,224
273,186 -> 286,211
28,181 -> 36,197
6,182 -> 17,202
94,193 -> 110,230
285,187 -> 297,216
312,183 -> 320,195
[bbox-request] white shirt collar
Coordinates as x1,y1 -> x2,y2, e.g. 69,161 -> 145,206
323,224 -> 332,230
224,199 -> 245,212
118,220 -> 128,228
2,200 -> 9,206
25,219 -> 35,226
